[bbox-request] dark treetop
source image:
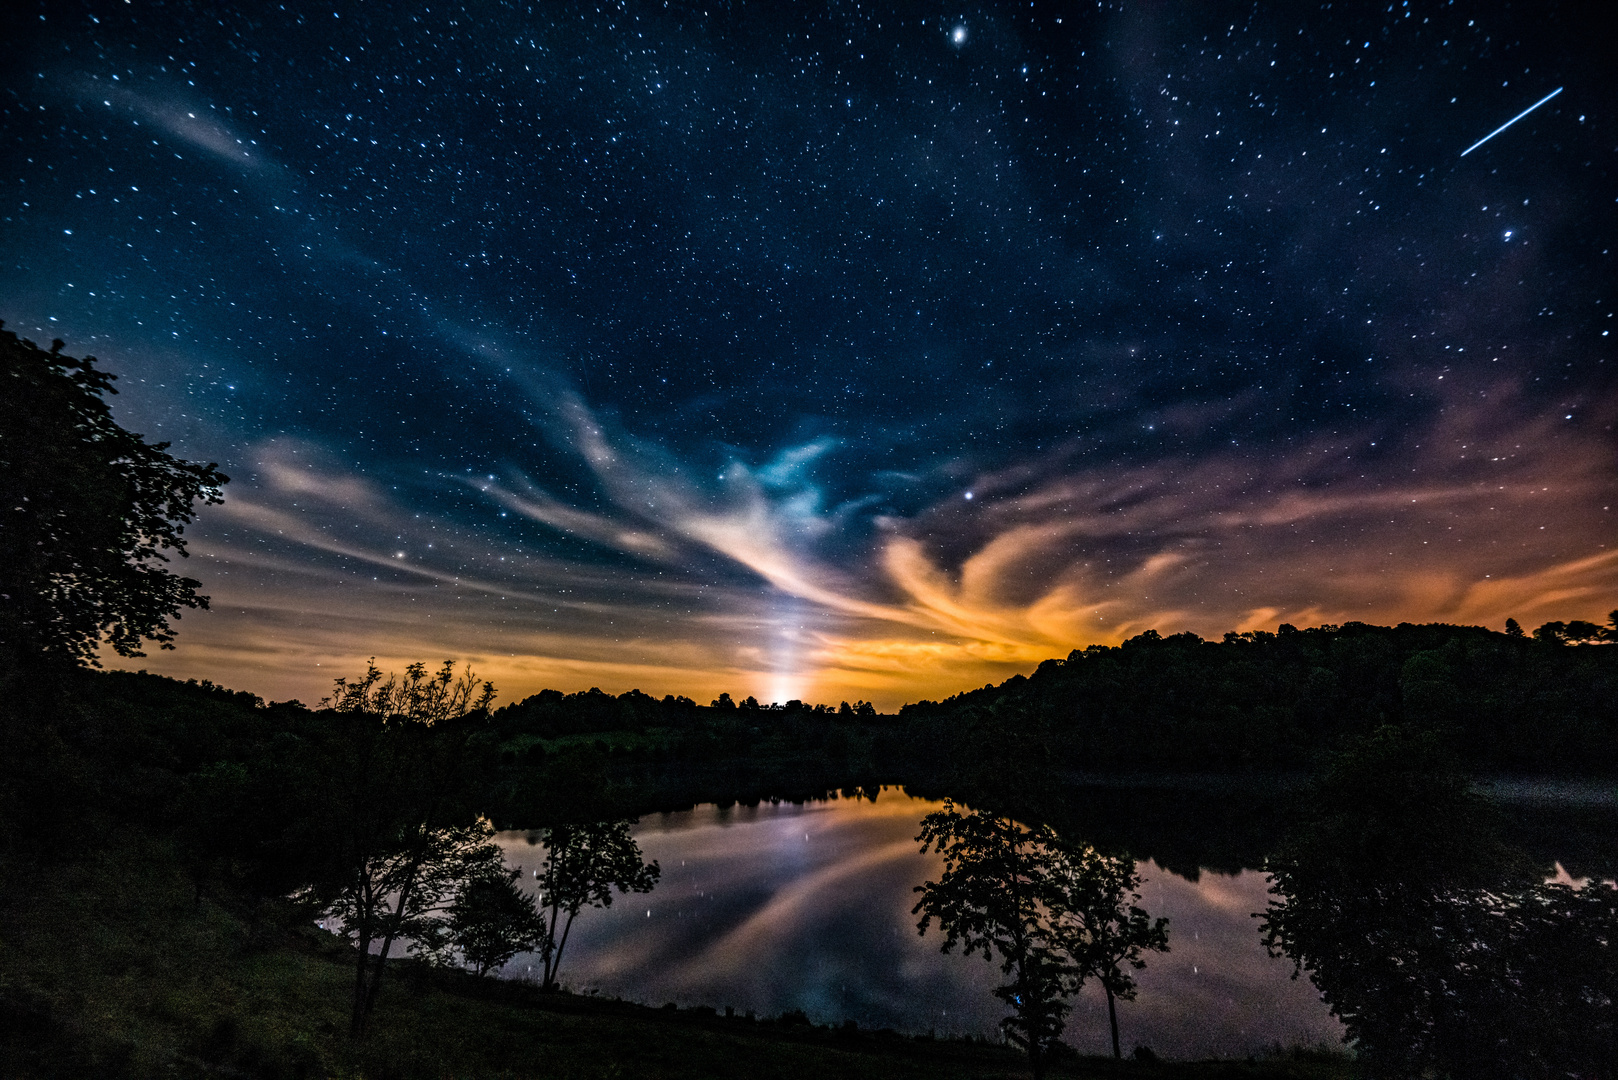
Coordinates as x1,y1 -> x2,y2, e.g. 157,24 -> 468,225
0,324 -> 226,667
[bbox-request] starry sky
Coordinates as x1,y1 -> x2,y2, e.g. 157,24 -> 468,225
4,1 -> 1614,708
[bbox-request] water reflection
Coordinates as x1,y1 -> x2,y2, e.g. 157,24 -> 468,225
494,792 -> 1342,1059
1259,727 -> 1618,1078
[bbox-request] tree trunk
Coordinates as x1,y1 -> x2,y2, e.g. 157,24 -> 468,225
350,947 -> 369,1037
361,848 -> 426,1026
1017,952 -> 1043,1080
351,933 -> 375,1035
356,738 -> 459,1033
541,899 -> 563,989
1106,982 -> 1120,1059
549,909 -> 579,989
350,875 -> 376,1037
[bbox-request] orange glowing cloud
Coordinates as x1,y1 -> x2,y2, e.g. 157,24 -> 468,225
115,377 -> 1616,710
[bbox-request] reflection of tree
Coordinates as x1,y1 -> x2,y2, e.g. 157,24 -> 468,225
527,820 -> 660,990
1261,726 -> 1617,1078
1047,847 -> 1168,1060
913,800 -> 1168,1076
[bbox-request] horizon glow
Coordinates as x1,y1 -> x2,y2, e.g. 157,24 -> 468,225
3,4 -> 1612,709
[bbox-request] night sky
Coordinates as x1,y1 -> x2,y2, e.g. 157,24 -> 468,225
4,1 -> 1614,708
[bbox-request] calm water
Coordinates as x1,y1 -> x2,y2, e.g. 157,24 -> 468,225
494,791 -> 1344,1059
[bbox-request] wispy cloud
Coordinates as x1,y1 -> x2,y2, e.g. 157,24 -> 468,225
118,369 -> 1617,709
84,82 -> 272,173
71,177 -> 1607,707
135,364 -> 1614,709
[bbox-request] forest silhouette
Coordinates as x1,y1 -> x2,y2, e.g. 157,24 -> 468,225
3,337 -> 1615,1076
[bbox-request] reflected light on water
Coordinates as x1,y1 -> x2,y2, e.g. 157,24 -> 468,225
495,793 -> 1343,1059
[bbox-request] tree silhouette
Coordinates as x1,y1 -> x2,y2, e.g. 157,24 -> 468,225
300,659 -> 499,1036
1260,726 -> 1616,1078
1047,846 -> 1169,1058
433,863 -> 547,977
319,814 -> 503,1028
0,325 -> 226,668
914,800 -> 1169,1073
528,819 -> 660,990
913,802 -> 1071,1076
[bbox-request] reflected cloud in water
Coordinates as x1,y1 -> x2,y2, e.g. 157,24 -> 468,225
496,793 -> 1342,1059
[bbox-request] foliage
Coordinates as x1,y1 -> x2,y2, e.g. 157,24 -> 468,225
317,817 -> 504,971
1531,616 -> 1617,645
991,949 -> 1071,1070
901,617 -> 1618,775
913,800 -> 1168,1075
913,800 -> 1072,1073
0,325 -> 226,667
431,862 -> 548,977
301,660 -> 499,1035
1047,846 -> 1169,1059
1260,727 -> 1617,1078
325,657 -> 495,722
526,819 -> 660,990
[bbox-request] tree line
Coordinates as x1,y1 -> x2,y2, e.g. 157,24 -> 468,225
900,619 -> 1618,778
2,661 -> 663,1040
478,614 -> 1618,811
4,333 -> 1614,1074
1259,724 -> 1616,1079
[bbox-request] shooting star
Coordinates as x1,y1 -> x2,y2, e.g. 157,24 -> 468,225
1461,87 -> 1563,157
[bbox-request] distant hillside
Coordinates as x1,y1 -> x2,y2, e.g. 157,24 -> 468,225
898,618 -> 1618,775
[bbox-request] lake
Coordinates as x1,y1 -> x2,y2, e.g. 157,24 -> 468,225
494,790 -> 1345,1059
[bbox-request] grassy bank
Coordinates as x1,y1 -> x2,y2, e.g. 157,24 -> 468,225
1,831 -> 1355,1080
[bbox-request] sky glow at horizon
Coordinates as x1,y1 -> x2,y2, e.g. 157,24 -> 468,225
2,2 -> 1613,709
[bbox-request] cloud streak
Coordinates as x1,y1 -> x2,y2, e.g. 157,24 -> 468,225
133,370 -> 1617,710
31,6 -> 1603,711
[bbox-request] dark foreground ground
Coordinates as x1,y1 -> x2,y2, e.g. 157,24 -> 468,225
1,830 -> 1353,1080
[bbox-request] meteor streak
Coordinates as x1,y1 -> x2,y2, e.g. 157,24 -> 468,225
1461,87 -> 1563,157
